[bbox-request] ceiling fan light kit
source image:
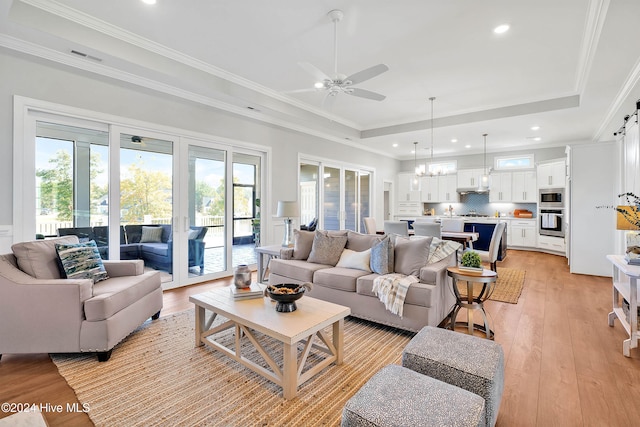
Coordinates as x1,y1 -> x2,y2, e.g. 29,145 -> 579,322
296,9 -> 389,102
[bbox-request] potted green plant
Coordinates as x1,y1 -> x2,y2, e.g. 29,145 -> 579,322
460,250 -> 483,272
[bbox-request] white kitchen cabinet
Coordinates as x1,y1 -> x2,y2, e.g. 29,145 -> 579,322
538,234 -> 565,253
397,172 -> 421,201
510,220 -> 537,247
438,174 -> 459,203
396,201 -> 422,216
537,160 -> 566,189
457,168 -> 485,189
489,172 -> 512,202
512,171 -> 537,202
420,176 -> 438,202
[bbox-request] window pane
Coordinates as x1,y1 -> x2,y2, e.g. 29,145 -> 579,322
300,163 -> 319,225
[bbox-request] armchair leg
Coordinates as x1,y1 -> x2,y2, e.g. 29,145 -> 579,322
151,310 -> 161,320
97,349 -> 113,362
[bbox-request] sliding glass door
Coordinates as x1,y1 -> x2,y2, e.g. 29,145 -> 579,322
300,160 -> 372,232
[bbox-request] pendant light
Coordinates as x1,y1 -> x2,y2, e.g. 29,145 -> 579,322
479,133 -> 490,191
413,141 -> 424,179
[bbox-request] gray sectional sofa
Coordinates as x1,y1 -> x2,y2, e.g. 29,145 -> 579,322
269,230 -> 458,332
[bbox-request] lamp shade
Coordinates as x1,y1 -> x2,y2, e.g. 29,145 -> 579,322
276,201 -> 299,218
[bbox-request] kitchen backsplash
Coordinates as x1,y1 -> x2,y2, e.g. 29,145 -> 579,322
423,192 -> 537,217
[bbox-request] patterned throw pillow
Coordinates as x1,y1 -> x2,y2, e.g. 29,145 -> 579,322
292,229 -> 316,260
307,231 -> 348,266
55,240 -> 109,283
139,226 -> 163,243
370,235 -> 394,275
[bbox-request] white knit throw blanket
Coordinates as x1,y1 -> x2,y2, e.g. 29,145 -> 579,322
372,273 -> 419,317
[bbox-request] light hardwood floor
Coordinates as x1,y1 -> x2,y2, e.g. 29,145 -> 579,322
1,250 -> 638,426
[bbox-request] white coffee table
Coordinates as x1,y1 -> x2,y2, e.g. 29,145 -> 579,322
189,287 -> 351,399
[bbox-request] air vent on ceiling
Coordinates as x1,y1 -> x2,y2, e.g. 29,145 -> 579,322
70,50 -> 103,62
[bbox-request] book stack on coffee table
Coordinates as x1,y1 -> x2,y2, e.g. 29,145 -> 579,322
230,283 -> 265,300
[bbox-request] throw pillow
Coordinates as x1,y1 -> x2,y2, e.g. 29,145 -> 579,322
307,231 -> 348,266
336,248 -> 372,272
292,229 -> 315,260
394,236 -> 433,277
139,226 -> 163,243
12,235 -> 79,279
345,230 -> 383,252
370,236 -> 394,275
188,229 -> 200,240
55,240 -> 109,283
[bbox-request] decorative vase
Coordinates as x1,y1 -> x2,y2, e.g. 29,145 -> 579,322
234,264 -> 252,288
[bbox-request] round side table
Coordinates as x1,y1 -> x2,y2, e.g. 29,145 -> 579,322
445,266 -> 498,339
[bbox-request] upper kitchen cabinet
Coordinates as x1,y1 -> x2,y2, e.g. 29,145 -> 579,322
420,175 -> 438,202
537,160 -> 566,189
489,172 -> 512,202
438,174 -> 459,203
397,172 -> 421,201
457,168 -> 485,190
512,171 -> 537,202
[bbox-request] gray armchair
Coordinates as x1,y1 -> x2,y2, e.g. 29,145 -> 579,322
0,236 -> 163,362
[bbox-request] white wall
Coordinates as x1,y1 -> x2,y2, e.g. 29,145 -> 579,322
0,50 -> 400,249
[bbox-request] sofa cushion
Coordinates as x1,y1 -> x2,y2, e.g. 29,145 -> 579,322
140,226 -> 163,243
313,267 -> 371,292
345,231 -> 383,252
140,242 -> 169,257
307,231 -> 348,266
269,259 -> 331,283
357,275 -> 436,308
336,248 -> 372,272
370,236 -> 394,275
394,236 -> 433,277
84,272 -> 161,321
55,240 -> 109,284
292,229 -> 315,260
12,235 -> 79,279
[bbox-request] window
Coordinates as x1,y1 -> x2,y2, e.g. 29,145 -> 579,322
427,161 -> 457,175
495,154 -> 534,170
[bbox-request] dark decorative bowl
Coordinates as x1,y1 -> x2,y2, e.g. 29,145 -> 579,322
265,283 -> 309,312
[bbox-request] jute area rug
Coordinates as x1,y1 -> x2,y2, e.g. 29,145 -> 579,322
456,267 -> 525,304
491,267 -> 525,304
52,310 -> 414,427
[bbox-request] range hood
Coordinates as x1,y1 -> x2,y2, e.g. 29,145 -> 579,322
457,187 -> 489,194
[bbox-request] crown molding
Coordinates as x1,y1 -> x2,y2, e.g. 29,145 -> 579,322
574,0 -> 609,94
18,0 -> 362,131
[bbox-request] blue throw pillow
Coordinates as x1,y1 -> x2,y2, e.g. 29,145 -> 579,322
55,240 -> 109,284
370,236 -> 394,274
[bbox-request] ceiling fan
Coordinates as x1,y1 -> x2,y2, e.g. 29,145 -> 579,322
294,9 -> 389,102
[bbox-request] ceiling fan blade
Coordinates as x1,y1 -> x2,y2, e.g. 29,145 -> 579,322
349,88 -> 386,101
298,62 -> 332,83
346,64 -> 389,85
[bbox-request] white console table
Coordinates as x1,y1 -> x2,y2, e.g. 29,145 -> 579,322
607,255 -> 640,357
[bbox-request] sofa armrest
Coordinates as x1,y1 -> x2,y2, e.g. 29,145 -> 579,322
280,248 -> 294,260
103,259 -> 144,277
419,252 -> 456,285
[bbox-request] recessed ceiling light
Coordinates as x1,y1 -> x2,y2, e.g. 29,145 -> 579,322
533,137 -> 542,141
141,0 -> 157,4
451,138 -> 458,143
314,82 -> 324,89
494,24 -> 510,34
392,143 -> 398,148
465,144 -> 471,149
530,125 -> 540,131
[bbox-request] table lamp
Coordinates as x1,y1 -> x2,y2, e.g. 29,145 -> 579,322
277,201 -> 299,247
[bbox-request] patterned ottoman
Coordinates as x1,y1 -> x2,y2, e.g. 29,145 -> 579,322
341,364 -> 485,427
402,326 -> 504,427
